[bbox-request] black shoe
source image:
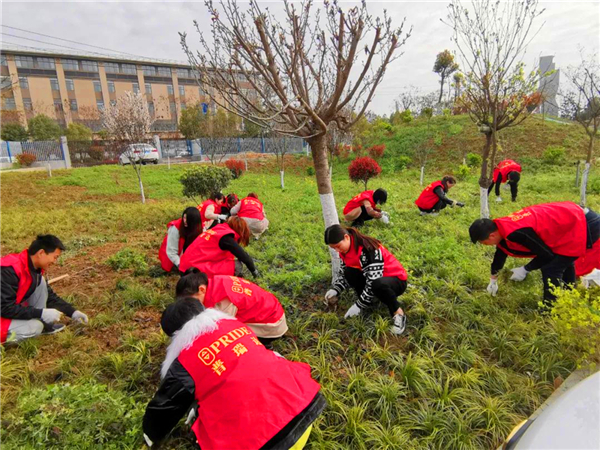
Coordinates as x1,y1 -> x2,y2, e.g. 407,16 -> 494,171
42,323 -> 66,335
351,219 -> 365,228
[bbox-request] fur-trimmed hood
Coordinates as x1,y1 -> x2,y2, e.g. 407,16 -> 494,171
161,308 -> 236,379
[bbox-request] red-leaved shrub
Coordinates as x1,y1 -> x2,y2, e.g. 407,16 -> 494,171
367,144 -> 385,159
348,157 -> 381,189
16,153 -> 36,167
225,159 -> 245,179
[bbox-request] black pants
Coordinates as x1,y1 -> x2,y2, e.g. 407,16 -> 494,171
351,205 -> 375,228
418,200 -> 447,214
343,267 -> 406,316
257,337 -> 278,350
541,256 -> 577,306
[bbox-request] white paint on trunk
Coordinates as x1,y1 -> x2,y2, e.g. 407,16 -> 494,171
580,162 -> 590,207
167,154 -> 171,169
138,173 -> 146,204
319,192 -> 341,280
480,186 -> 490,218
420,165 -> 425,186
47,162 -> 52,178
280,170 -> 285,190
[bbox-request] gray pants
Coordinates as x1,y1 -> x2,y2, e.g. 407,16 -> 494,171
6,278 -> 48,342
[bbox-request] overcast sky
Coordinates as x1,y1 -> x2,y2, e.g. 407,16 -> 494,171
2,1 -> 599,115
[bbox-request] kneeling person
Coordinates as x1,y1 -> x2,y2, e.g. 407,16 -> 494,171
143,298 -> 326,449
176,268 -> 287,348
343,188 -> 389,227
1,235 -> 88,344
415,176 -> 464,215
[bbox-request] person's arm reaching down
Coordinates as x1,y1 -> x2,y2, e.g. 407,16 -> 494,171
219,234 -> 257,274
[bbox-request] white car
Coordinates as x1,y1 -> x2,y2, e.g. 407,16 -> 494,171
119,143 -> 159,165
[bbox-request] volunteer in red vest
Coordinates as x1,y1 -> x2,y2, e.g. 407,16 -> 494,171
575,208 -> 600,287
220,193 -> 239,217
158,207 -> 202,272
176,268 -> 287,349
142,298 -> 326,449
178,217 -> 258,278
1,235 -> 88,344
415,176 -> 464,216
323,225 -> 408,335
469,202 -> 590,305
342,188 -> 389,227
488,159 -> 522,202
199,192 -> 228,231
230,192 -> 270,239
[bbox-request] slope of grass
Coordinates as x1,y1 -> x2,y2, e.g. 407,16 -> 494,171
0,157 -> 598,449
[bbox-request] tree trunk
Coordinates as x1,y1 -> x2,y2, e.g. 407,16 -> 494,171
479,132 -> 493,218
420,165 -> 425,186
280,170 -> 285,190
47,162 -> 52,178
438,75 -> 445,104
133,165 -> 146,204
307,134 -> 340,279
575,160 -> 581,187
581,136 -> 595,206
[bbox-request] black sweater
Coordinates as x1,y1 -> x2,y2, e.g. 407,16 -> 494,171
491,227 -> 556,275
219,234 -> 256,274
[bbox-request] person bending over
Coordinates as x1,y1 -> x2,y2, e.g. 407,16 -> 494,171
342,188 -> 389,227
415,176 -> 464,216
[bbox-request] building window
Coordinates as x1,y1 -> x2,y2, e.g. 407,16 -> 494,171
108,81 -> 115,93
133,82 -> 140,94
70,99 -> 78,111
23,98 -> 33,110
104,62 -> 119,73
54,100 -> 63,112
62,59 -> 79,70
3,97 -> 16,110
93,80 -> 102,92
148,102 -> 154,115
121,64 -> 136,75
143,65 -> 156,76
157,67 -> 171,77
235,72 -> 246,82
66,79 -> 74,91
19,77 -> 29,89
15,55 -> 34,68
81,60 -> 98,72
179,86 -> 185,97
50,78 -> 60,91
145,83 -> 152,94
0,55 -> 7,66
177,68 -> 190,78
169,101 -> 176,113
97,100 -> 105,111
36,57 -> 56,69
167,84 -> 174,95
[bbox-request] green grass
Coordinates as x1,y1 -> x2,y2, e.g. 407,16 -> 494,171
1,138 -> 598,449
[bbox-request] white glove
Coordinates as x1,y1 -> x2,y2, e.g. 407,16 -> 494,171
41,308 -> 62,323
325,289 -> 338,301
143,434 -> 154,447
486,278 -> 498,296
380,211 -> 390,224
510,266 -> 529,282
185,407 -> 196,425
496,196 -> 503,203
71,310 -> 89,324
344,303 -> 362,319
217,214 -> 227,221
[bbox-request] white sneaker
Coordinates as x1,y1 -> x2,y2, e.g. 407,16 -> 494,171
391,314 -> 406,335
496,196 -> 503,203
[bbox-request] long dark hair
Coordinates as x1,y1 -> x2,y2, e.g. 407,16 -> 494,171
324,225 -> 381,252
180,207 -> 201,251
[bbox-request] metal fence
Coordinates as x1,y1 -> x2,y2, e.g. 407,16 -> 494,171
1,140 -> 65,164
68,139 -> 157,167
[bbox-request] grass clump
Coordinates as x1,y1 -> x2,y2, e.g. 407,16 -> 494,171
106,248 -> 149,276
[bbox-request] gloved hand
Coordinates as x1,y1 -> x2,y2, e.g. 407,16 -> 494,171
185,407 -> 197,425
486,278 -> 498,296
344,303 -> 362,319
143,434 -> 154,447
510,266 -> 529,282
456,202 -> 465,207
41,308 -> 62,323
71,310 -> 89,324
251,269 -> 260,279
325,289 -> 338,301
496,196 -> 503,203
380,212 -> 390,224
217,214 -> 228,221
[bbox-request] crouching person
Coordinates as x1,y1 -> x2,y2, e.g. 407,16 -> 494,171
176,268 -> 287,349
1,235 -> 89,344
143,298 -> 326,449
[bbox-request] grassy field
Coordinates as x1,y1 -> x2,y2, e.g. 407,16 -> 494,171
1,118 -> 598,449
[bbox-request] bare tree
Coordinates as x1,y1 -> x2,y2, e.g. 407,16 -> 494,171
102,91 -> 154,204
433,49 -> 459,104
561,53 -> 600,207
269,133 -> 290,190
444,0 -> 546,218
452,72 -> 463,103
394,85 -> 421,113
180,0 -> 411,247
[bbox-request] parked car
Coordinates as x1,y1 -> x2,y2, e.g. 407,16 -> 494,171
119,143 -> 159,165
502,370 -> 600,449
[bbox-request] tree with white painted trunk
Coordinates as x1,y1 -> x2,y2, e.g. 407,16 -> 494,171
444,0 -> 546,218
101,91 -> 154,204
560,53 -> 600,207
180,0 -> 411,274
270,133 -> 289,190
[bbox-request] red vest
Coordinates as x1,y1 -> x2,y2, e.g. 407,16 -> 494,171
339,237 -> 407,281
238,197 -> 265,220
205,276 -> 284,324
158,219 -> 184,272
343,191 -> 376,215
493,159 -> 522,183
177,317 -> 320,449
199,200 -> 222,230
575,239 -> 600,277
178,224 -> 240,276
415,181 -> 444,210
0,250 -> 34,343
494,202 -> 587,259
